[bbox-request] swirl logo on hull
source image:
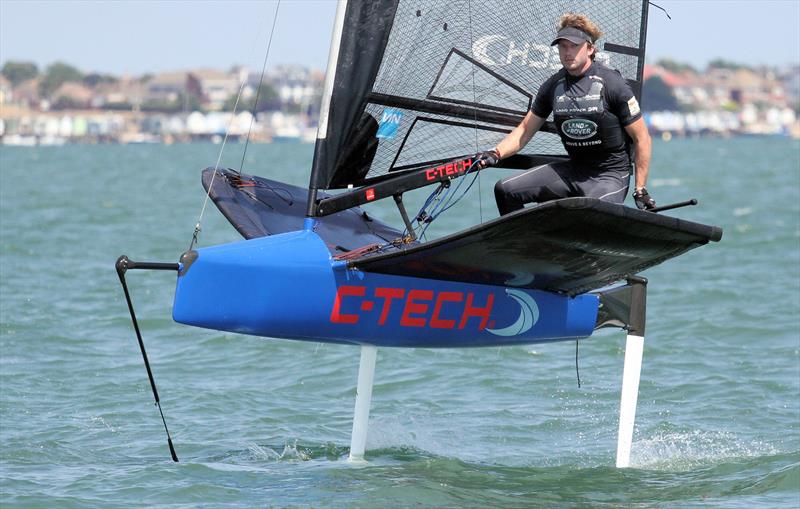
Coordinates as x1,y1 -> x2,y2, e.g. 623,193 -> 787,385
487,289 -> 539,337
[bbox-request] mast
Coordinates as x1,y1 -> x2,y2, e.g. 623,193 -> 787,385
306,0 -> 349,217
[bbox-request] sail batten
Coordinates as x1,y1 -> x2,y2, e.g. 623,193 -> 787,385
368,93 -> 526,127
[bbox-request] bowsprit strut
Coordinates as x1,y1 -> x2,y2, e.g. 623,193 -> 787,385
115,255 -> 180,462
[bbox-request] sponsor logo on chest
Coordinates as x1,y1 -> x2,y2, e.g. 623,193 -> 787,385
561,118 -> 598,140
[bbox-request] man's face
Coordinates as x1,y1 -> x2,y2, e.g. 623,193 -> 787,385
557,39 -> 594,75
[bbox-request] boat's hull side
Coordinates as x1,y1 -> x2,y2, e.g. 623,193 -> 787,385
172,230 -> 599,347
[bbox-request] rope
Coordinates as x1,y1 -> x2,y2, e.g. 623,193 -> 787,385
413,159 -> 481,239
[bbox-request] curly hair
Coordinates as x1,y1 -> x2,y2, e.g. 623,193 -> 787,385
558,13 -> 603,42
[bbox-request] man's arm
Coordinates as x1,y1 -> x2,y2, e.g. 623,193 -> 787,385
495,111 -> 547,159
624,117 -> 651,190
478,72 -> 555,167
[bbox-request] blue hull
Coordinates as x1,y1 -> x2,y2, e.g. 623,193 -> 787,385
172,228 -> 599,347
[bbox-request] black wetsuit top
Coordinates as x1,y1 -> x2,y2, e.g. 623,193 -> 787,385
532,62 -> 642,173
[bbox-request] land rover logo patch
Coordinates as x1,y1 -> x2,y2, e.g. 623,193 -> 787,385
561,119 -> 598,140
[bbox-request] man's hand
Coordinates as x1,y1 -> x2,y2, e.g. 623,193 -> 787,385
633,187 -> 656,210
476,149 -> 500,169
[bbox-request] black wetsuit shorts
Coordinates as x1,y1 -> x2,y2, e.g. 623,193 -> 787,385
494,161 -> 630,216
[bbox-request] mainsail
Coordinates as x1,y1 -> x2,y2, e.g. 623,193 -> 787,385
310,0 -> 649,192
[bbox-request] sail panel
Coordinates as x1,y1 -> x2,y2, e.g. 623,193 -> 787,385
310,0 -> 401,189
311,0 -> 648,191
427,49 -> 533,115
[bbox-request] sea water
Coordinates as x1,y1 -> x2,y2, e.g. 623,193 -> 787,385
1,137 -> 798,508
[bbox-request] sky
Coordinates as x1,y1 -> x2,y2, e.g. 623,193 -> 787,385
1,0 -> 799,76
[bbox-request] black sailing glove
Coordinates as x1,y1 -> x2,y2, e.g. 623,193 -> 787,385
476,149 -> 500,169
633,187 -> 657,210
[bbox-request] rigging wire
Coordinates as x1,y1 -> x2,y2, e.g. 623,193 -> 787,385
239,0 -> 282,173
466,0 -> 484,224
189,80 -> 248,250
648,1 -> 672,19
188,0 -> 282,251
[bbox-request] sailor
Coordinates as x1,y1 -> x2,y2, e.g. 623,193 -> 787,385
477,13 -> 656,214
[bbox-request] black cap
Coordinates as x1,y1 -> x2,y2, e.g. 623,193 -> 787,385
551,26 -> 593,46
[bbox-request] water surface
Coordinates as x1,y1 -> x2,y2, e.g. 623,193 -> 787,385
1,138 -> 798,507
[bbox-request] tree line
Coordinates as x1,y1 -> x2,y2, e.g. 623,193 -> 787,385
2,60 -> 119,97
1,60 -> 288,114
